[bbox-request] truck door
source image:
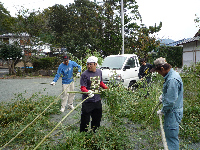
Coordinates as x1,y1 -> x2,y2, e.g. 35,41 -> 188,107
123,56 -> 139,86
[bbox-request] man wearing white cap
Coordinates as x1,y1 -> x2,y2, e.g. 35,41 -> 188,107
151,57 -> 183,150
80,56 -> 108,132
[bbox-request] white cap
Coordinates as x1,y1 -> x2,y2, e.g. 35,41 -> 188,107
87,56 -> 98,63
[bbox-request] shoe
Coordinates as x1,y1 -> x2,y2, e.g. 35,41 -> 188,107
60,107 -> 65,112
68,104 -> 74,110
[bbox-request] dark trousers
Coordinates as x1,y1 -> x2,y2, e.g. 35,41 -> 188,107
80,100 -> 102,132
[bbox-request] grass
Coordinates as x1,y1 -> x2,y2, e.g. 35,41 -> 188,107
0,67 -> 200,149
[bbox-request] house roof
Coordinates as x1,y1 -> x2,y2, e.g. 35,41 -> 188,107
176,36 -> 200,46
0,33 -> 30,38
176,29 -> 200,46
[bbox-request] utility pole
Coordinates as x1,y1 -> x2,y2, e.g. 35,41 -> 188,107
121,0 -> 124,54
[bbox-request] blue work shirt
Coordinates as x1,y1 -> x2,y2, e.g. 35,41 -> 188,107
53,60 -> 81,84
161,68 -> 183,113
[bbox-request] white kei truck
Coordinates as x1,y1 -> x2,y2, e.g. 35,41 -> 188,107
100,54 -> 140,89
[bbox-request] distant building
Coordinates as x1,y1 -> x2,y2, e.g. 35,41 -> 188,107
32,41 -> 51,55
177,29 -> 200,67
0,33 -> 51,56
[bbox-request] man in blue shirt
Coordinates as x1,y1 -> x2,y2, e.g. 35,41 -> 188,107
151,57 -> 183,150
51,55 -> 81,112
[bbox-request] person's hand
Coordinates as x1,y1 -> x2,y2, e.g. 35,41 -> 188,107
76,72 -> 80,78
159,94 -> 162,103
88,90 -> 94,98
157,110 -> 163,115
50,82 -> 56,86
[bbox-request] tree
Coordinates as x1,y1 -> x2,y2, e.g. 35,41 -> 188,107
9,9 -> 47,72
0,2 -> 15,34
42,4 -> 68,47
154,45 -> 183,68
126,22 -> 162,60
0,43 -> 23,75
64,1 -> 105,58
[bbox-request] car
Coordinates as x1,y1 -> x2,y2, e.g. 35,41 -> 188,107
100,54 -> 140,89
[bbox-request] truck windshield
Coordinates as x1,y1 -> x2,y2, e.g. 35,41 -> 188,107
101,56 -> 127,69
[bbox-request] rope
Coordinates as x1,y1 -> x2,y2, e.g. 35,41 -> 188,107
33,96 -> 90,150
0,79 -> 74,150
50,120 -> 80,138
158,114 -> 169,150
145,101 -> 162,124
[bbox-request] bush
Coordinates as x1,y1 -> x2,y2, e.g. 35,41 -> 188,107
31,57 -> 60,71
154,46 -> 183,68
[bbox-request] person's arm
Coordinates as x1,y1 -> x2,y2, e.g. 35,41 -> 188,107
161,79 -> 179,113
138,67 -> 142,79
80,74 -> 89,92
80,86 -> 89,92
53,65 -> 62,82
100,81 -> 108,89
72,61 -> 81,73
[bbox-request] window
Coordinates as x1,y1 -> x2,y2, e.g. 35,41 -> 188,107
101,56 -> 127,69
126,57 -> 136,68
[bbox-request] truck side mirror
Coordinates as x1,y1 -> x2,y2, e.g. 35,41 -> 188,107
123,65 -> 130,71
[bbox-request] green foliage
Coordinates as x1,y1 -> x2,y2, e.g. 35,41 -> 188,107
126,23 -> 162,59
101,69 -> 199,144
65,49 -> 104,72
0,92 -> 60,148
154,45 -> 183,67
179,63 -> 200,143
0,66 -> 199,149
0,43 -> 22,61
0,2 -> 13,34
0,43 -> 23,75
50,126 -> 133,150
31,57 -> 60,71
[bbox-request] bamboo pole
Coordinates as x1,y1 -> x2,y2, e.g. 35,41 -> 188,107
0,81 -> 73,150
159,114 -> 169,150
67,91 -> 101,94
33,96 -> 90,150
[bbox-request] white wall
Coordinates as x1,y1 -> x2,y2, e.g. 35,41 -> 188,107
182,40 -> 200,67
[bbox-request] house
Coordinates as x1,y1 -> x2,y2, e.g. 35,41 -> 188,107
0,33 -> 32,56
177,30 -> 200,67
32,41 -> 51,55
0,33 -> 51,56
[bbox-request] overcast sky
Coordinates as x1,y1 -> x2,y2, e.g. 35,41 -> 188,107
1,0 -> 200,41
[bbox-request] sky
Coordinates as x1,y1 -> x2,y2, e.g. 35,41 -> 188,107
1,0 -> 200,41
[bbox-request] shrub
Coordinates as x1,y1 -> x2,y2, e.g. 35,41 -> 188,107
31,57 -> 60,71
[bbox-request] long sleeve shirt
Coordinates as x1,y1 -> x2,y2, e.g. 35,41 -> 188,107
138,63 -> 153,79
80,69 -> 108,102
53,60 -> 81,84
161,68 -> 183,113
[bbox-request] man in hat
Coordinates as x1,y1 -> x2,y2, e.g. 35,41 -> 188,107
80,56 -> 108,132
51,55 -> 81,112
151,57 -> 183,150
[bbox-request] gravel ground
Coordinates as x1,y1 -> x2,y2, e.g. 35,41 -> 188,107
0,76 -> 82,103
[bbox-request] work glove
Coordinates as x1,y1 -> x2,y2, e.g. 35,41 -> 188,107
157,109 -> 163,115
88,90 -> 94,98
76,72 -> 80,78
50,81 -> 56,86
159,94 -> 163,103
